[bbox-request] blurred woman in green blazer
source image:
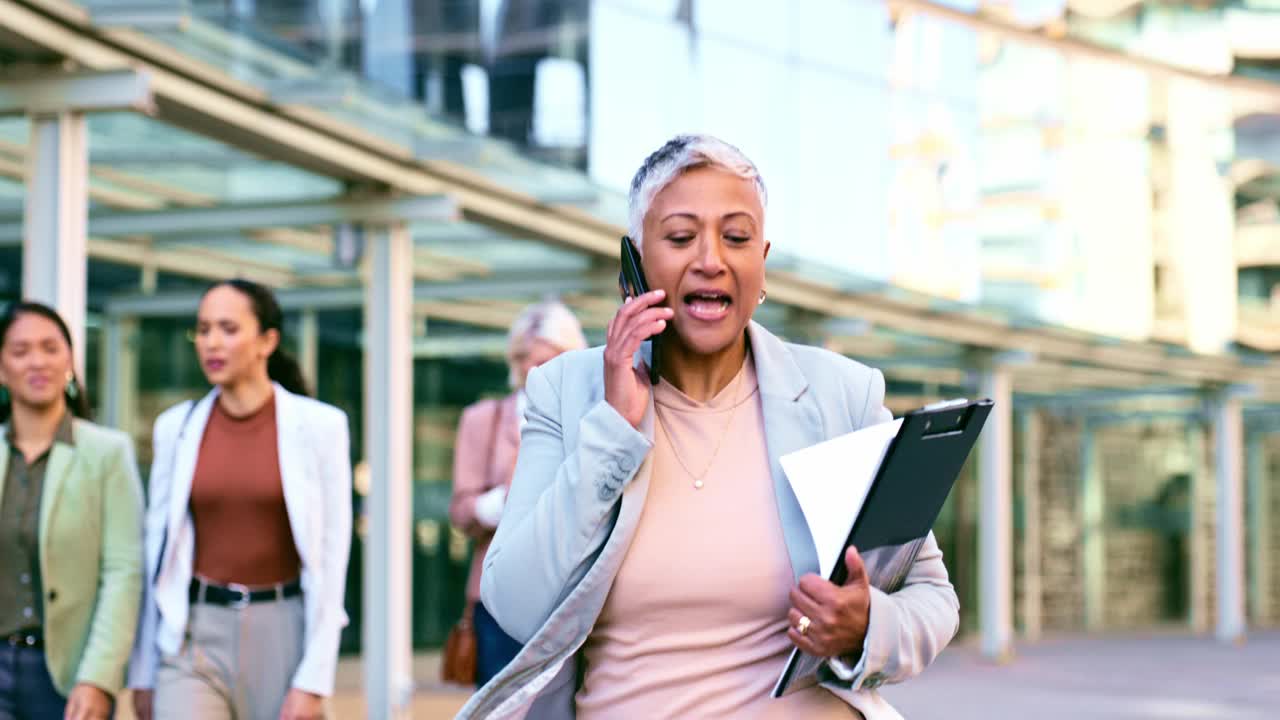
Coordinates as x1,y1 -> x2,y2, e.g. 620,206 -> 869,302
0,301 -> 143,720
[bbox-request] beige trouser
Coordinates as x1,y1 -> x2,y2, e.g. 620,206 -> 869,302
154,594 -> 310,720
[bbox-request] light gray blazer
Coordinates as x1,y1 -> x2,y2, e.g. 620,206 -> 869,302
460,322 -> 959,720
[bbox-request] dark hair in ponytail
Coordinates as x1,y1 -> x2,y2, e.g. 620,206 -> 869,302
0,301 -> 93,423
204,279 -> 311,397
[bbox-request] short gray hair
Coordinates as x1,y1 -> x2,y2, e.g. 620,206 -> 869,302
627,134 -> 767,250
506,299 -> 587,388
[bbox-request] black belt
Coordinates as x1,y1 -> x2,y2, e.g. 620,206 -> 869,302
4,628 -> 42,648
189,578 -> 302,609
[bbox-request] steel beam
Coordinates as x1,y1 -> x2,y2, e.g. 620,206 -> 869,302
1018,387 -> 1213,411
0,195 -> 456,243
103,270 -> 619,317
0,70 -> 153,115
410,334 -> 507,359
89,146 -> 254,166
1078,409 -> 1208,428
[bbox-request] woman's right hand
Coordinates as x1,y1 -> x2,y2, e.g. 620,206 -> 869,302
604,289 -> 672,429
131,689 -> 153,720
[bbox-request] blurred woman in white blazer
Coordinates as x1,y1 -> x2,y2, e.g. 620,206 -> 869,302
128,280 -> 352,720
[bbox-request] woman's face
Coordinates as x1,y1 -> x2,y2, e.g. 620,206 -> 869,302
0,313 -> 72,413
514,338 -> 564,389
641,166 -> 769,357
194,285 -> 278,388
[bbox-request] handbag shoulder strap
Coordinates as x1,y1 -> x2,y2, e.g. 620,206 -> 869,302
165,399 -> 199,498
483,395 -> 507,487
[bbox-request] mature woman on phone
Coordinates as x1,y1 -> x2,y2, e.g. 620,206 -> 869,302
458,134 -> 959,720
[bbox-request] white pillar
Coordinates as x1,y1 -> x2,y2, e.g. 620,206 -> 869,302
140,265 -> 158,295
1018,411 -> 1042,641
1246,432 -> 1270,627
299,309 -> 319,396
1080,422 -> 1105,631
23,112 -> 88,378
1188,423 -> 1209,633
363,223 -> 414,719
100,315 -> 138,436
979,365 -> 1013,660
1213,392 -> 1246,642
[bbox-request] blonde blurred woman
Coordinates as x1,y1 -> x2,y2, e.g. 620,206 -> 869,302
448,300 -> 587,686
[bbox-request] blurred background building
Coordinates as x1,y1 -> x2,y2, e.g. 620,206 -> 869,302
1,0 -> 1279,717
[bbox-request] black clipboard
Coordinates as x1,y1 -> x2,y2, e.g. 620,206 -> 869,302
773,398 -> 993,698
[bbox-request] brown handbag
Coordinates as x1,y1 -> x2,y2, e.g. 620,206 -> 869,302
441,398 -> 507,685
441,601 -> 478,685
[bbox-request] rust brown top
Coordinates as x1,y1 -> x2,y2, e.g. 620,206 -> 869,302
190,395 -> 300,586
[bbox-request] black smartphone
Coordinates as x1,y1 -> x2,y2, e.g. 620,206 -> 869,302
618,236 -> 661,385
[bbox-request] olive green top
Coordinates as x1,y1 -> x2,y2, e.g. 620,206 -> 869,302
0,412 -> 74,636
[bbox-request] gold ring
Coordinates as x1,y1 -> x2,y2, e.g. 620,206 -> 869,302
797,615 -> 811,636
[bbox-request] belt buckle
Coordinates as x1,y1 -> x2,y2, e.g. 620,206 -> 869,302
5,632 -> 37,647
226,582 -> 252,610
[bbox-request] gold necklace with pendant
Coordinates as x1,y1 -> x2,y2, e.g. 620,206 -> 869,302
653,363 -> 747,490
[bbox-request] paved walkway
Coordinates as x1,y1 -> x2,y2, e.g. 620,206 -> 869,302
882,631 -> 1280,719
113,653 -> 472,719
329,653 -> 469,719
116,632 -> 1280,718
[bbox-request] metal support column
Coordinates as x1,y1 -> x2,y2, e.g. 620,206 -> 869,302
140,265 -> 159,295
1018,410 -> 1042,641
362,223 -> 414,720
23,112 -> 88,377
1212,391 -> 1246,642
978,364 -> 1013,660
100,315 -> 138,436
1246,432 -> 1270,626
1081,421 -> 1105,631
1188,423 -> 1209,633
299,309 -> 319,396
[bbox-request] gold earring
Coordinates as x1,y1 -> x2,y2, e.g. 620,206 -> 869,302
758,289 -> 767,305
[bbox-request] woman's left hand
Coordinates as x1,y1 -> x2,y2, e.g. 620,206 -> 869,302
279,689 -> 325,720
787,546 -> 872,659
64,683 -> 112,720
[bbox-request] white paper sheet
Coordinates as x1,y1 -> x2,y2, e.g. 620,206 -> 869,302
779,418 -> 903,578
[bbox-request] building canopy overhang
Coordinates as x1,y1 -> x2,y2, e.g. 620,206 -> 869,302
0,0 -> 1276,416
